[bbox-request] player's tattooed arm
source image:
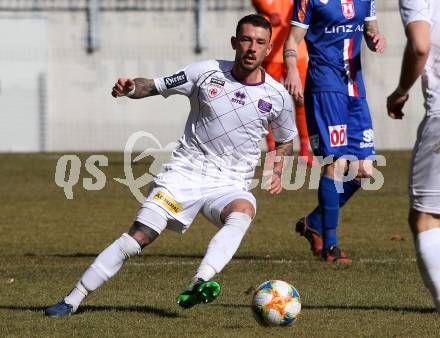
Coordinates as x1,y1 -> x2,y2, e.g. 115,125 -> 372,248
273,141 -> 294,177
364,20 -> 386,53
283,26 -> 306,67
283,26 -> 307,101
267,141 -> 293,195
111,78 -> 158,98
283,49 -> 298,60
131,78 -> 159,98
364,19 -> 379,35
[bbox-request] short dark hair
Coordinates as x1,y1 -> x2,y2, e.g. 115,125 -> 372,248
236,14 -> 272,38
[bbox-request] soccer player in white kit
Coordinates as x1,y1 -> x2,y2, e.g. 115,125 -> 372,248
387,0 -> 440,312
45,14 -> 297,317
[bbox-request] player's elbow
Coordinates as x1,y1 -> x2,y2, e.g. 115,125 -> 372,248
406,21 -> 431,57
410,39 -> 431,57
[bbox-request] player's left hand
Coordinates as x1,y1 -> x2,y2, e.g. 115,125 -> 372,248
386,90 -> 409,119
267,172 -> 283,195
366,32 -> 386,53
284,67 -> 304,105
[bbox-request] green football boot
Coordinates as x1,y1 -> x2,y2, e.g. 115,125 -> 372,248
176,278 -> 221,309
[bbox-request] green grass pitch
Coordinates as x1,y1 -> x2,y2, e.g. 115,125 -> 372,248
1,152 -> 439,337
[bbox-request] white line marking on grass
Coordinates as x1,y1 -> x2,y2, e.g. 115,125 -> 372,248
358,258 -> 416,264
128,257 -> 416,267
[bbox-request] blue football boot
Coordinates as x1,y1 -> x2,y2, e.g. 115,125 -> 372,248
44,300 -> 74,317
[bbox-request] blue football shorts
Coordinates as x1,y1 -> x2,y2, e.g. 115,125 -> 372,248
305,91 -> 375,160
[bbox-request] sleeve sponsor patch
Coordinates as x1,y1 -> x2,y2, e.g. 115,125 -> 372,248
164,71 -> 188,89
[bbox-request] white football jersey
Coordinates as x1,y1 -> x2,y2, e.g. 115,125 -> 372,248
400,0 -> 440,115
154,59 -> 297,186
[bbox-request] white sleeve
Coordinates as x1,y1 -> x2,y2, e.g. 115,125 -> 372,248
270,91 -> 298,143
154,61 -> 206,98
399,0 -> 431,26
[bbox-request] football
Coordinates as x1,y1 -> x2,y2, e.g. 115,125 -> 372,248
251,280 -> 301,327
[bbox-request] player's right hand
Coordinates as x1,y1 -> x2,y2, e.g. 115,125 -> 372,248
111,78 -> 135,98
386,90 -> 409,119
284,68 -> 304,104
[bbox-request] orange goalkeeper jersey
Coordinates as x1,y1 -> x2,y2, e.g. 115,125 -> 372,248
252,0 -> 308,64
252,0 -> 294,64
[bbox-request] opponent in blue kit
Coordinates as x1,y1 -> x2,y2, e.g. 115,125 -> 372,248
284,0 -> 386,262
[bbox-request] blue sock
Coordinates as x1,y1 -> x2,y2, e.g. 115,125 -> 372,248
318,176 -> 340,250
339,179 -> 361,206
307,206 -> 322,234
307,179 -> 361,236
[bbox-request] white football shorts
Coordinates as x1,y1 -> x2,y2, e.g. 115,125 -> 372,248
410,114 -> 440,214
135,165 -> 256,234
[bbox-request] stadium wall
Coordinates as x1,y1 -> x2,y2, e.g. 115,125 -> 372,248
0,2 -> 425,152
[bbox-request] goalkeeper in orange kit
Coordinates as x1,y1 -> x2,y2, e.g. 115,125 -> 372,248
252,0 -> 312,164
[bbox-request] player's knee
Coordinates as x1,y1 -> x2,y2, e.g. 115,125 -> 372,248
324,159 -> 348,180
408,208 -> 440,236
132,203 -> 168,247
356,166 -> 373,178
221,199 -> 255,221
128,221 -> 159,248
350,160 -> 373,178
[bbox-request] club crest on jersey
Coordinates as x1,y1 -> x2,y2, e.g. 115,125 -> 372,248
207,77 -> 225,98
341,0 -> 355,19
258,99 -> 272,113
231,91 -> 246,105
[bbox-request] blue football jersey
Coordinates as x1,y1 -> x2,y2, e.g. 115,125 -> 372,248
292,0 -> 376,97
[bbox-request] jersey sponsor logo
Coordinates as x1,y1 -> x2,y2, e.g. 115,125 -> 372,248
320,0 -> 328,4
258,99 -> 272,113
341,0 -> 355,19
153,191 -> 182,214
207,77 -> 225,98
298,0 -> 309,23
231,91 -> 246,105
329,124 -> 347,147
164,71 -> 188,89
325,24 -> 364,34
210,77 -> 225,86
360,128 -> 374,148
